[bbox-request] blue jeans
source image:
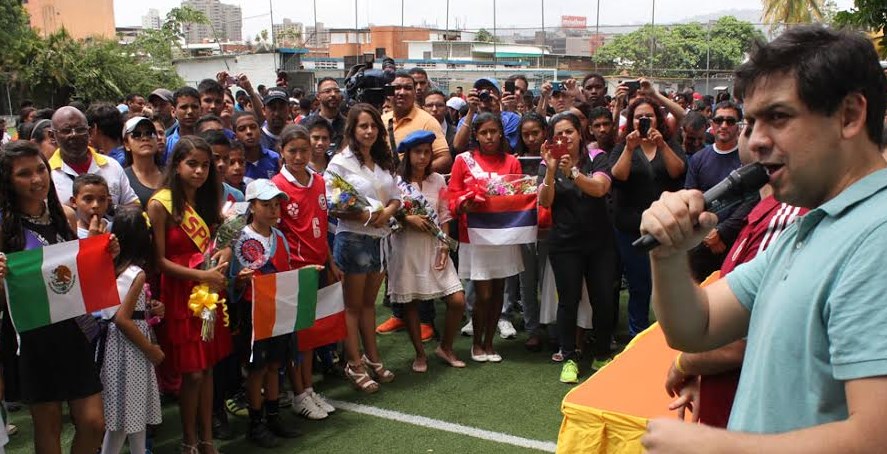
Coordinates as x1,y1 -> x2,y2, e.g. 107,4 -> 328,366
615,229 -> 652,336
333,231 -> 382,274
503,241 -> 544,335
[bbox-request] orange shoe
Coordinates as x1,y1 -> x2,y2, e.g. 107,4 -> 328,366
376,317 -> 405,334
420,324 -> 434,342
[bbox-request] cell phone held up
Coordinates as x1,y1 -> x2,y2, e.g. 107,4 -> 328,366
549,139 -> 569,161
638,117 -> 651,138
504,79 -> 516,94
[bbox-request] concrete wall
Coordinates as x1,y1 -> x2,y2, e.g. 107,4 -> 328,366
174,53 -> 280,88
25,0 -> 115,39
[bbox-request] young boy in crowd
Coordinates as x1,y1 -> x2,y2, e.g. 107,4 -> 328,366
202,129 -> 245,203
70,174 -> 112,238
226,141 -> 248,194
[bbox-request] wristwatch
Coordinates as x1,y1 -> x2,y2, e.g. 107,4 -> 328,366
568,167 -> 581,180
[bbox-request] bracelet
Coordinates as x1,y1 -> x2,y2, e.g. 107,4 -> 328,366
539,180 -> 551,189
674,353 -> 688,375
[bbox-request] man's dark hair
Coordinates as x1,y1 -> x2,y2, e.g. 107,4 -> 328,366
735,25 -> 887,144
408,67 -> 428,78
173,86 -> 200,106
291,87 -> 305,98
197,79 -> 224,97
393,70 -> 415,82
702,95 -> 714,106
303,115 -> 334,137
587,106 -> 612,122
424,89 -> 446,100
716,91 -> 731,103
299,97 -> 312,110
125,93 -> 143,103
712,100 -> 743,121
85,103 -> 124,140
581,73 -> 605,87
196,114 -> 224,132
316,77 -> 338,89
506,74 -> 529,88
35,108 -> 55,121
201,129 -> 232,147
681,111 -> 709,131
72,173 -> 109,197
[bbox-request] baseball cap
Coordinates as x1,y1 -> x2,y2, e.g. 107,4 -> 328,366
245,179 -> 289,202
122,116 -> 155,137
263,88 -> 289,105
473,77 -> 501,94
148,88 -> 174,104
446,97 -> 467,111
396,130 -> 436,154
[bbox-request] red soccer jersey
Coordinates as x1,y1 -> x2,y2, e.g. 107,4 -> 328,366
272,167 -> 330,269
447,150 -> 522,243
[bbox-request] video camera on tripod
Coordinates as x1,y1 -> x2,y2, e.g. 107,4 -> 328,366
344,54 -> 396,109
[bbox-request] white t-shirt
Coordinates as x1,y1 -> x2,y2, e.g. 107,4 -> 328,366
50,149 -> 139,208
325,147 -> 400,238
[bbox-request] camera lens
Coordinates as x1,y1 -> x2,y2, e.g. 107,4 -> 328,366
479,90 -> 491,101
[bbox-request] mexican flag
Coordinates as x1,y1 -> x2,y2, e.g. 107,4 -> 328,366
251,266 -> 320,343
3,234 -> 120,333
297,282 -> 346,352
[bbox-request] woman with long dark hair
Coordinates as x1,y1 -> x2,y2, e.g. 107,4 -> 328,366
122,117 -> 165,207
539,112 -> 617,383
0,141 -> 106,454
325,104 -> 401,393
609,97 -> 686,337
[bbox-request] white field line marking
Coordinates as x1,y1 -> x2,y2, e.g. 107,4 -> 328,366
328,399 -> 558,453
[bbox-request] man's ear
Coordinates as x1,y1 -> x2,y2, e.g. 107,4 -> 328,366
840,92 -> 868,141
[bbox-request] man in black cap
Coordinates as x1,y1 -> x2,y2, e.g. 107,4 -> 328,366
261,88 -> 290,150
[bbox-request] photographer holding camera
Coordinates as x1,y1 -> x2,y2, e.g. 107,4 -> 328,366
453,78 -> 520,153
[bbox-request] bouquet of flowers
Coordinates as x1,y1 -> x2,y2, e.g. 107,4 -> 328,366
190,202 -> 244,341
326,171 -> 383,218
483,174 -> 538,196
392,196 -> 459,251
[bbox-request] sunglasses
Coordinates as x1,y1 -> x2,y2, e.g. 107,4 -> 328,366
130,130 -> 157,140
712,117 -> 738,126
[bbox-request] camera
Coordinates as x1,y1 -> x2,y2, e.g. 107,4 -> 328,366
384,84 -> 395,97
551,81 -> 564,93
479,90 -> 491,102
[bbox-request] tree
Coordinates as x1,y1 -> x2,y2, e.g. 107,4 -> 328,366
592,16 -> 764,79
761,0 -> 824,27
254,29 -> 273,52
476,28 -> 496,43
131,6 -> 209,64
834,0 -> 887,57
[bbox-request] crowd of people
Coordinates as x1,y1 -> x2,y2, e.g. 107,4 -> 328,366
0,23 -> 886,454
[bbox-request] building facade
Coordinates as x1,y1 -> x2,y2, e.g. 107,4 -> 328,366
23,0 -> 116,39
142,8 -> 161,30
182,0 -> 242,43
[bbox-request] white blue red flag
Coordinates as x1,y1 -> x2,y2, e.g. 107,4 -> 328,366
466,193 -> 538,245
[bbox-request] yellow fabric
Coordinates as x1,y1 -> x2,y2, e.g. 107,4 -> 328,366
48,147 -> 108,170
150,189 -> 211,253
381,105 -> 450,162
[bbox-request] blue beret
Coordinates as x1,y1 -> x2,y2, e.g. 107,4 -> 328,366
397,129 -> 436,154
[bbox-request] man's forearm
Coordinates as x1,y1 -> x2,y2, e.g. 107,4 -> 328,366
681,340 -> 746,376
702,419 -> 870,454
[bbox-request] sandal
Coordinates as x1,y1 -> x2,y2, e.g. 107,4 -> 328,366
197,440 -> 219,454
362,354 -> 395,383
435,346 -> 466,368
411,357 -> 428,373
345,362 -> 380,394
181,443 -> 198,454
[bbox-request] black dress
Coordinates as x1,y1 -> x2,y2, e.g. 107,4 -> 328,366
2,219 -> 102,403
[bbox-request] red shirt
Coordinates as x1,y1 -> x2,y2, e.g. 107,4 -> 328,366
68,154 -> 93,175
698,196 -> 807,428
447,150 -> 522,243
271,167 -> 329,269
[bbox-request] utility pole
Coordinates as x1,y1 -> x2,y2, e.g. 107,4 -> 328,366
595,0 -> 600,72
650,0 -> 656,76
269,0 -> 275,48
706,20 -> 711,95
445,0 -> 450,61
541,0 -> 545,48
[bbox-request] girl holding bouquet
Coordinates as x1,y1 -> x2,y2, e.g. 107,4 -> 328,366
325,104 -> 401,393
538,112 -> 617,384
448,112 -> 524,363
147,137 -> 231,454
388,130 -> 466,372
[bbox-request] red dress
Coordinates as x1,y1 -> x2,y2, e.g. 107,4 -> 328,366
158,224 -> 232,374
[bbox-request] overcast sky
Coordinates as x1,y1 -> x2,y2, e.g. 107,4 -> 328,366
116,0 -> 855,40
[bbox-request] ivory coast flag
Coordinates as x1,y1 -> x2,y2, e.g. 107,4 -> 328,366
3,234 -> 120,333
297,282 -> 346,352
251,266 -> 320,343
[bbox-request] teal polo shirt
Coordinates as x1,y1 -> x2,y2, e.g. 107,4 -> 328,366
726,167 -> 887,433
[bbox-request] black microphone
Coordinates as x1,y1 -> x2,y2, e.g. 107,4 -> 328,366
632,162 -> 769,251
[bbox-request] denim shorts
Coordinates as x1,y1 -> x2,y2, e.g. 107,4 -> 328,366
333,231 -> 382,274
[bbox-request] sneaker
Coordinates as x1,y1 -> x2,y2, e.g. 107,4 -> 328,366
293,393 -> 328,420
460,320 -> 473,337
551,349 -> 565,362
560,359 -> 579,384
212,412 -> 234,440
5,424 -> 17,436
376,316 -> 406,334
267,413 -> 303,438
497,319 -> 517,339
592,358 -> 612,371
247,421 -> 281,448
225,394 -> 248,418
420,323 -> 434,342
311,391 -> 336,414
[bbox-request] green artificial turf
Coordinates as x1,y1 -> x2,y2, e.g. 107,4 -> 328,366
5,292 -> 640,453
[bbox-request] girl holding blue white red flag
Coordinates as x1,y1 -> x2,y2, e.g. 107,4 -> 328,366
448,112 -> 525,363
388,130 -> 466,373
539,112 -> 617,384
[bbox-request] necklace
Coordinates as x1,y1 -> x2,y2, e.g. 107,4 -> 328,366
22,202 -> 50,225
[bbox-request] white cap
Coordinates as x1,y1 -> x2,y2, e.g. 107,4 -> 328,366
122,116 -> 154,137
446,97 -> 467,111
245,179 -> 289,202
